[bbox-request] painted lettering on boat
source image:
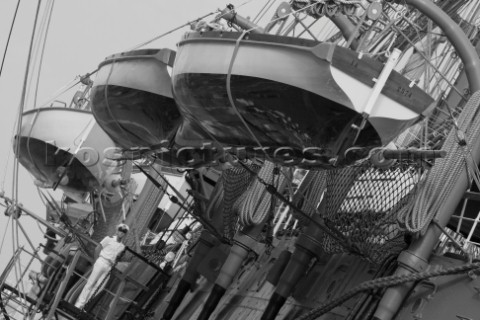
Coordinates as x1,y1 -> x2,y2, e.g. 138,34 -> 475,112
396,86 -> 412,99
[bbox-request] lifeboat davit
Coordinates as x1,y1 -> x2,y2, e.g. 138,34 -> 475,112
172,31 -> 434,167
91,48 -> 182,151
14,108 -> 116,193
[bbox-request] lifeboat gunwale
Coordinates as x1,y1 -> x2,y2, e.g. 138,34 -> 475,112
178,31 -> 433,116
98,48 -> 176,69
22,107 -> 92,117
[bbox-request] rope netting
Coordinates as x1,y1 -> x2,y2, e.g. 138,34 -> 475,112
321,164 -> 422,264
216,94 -> 480,266
220,158 -> 425,264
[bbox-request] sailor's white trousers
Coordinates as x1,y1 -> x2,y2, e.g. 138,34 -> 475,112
75,257 -> 112,309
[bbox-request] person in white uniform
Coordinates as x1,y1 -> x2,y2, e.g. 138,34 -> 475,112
75,223 -> 129,309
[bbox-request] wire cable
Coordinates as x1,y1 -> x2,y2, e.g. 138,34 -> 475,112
129,10 -> 218,51
25,0 -> 53,109
129,0 -> 255,50
1,120 -> 18,191
0,0 -> 21,79
33,0 -> 55,108
6,2 -> 43,309
253,0 -> 276,24
0,216 -> 12,258
225,30 -> 274,163
12,0 -> 42,201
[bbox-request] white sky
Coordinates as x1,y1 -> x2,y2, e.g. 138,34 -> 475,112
0,0 -> 266,281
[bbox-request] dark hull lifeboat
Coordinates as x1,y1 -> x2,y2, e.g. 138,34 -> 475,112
14,108 -> 116,193
172,31 -> 434,167
91,48 -> 182,152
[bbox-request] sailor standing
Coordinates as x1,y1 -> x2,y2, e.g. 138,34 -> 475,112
75,223 -> 129,309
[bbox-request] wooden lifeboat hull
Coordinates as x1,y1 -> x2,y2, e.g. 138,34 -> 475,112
14,108 -> 116,193
91,48 -> 182,150
172,32 -> 434,166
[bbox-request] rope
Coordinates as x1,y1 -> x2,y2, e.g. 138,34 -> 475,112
234,161 -> 287,226
398,91 -> 480,234
12,0 -> 42,201
297,260 -> 480,320
6,3 -> 42,314
0,0 -> 21,78
223,1 -> 363,164
222,163 -> 261,240
33,3 -> 249,115
23,0 -> 52,109
129,12 -> 217,51
235,161 -> 358,254
0,216 -> 11,258
252,0 -> 276,24
291,170 -> 326,224
290,0 -> 362,20
225,30 -> 274,163
129,1 -> 255,51
380,3 -> 467,101
37,74 -> 88,108
33,0 -> 55,108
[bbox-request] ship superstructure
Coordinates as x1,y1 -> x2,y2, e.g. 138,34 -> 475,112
2,1 -> 480,320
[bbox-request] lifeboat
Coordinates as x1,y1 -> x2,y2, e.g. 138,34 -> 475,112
172,31 -> 434,166
14,108 -> 116,193
91,48 -> 182,151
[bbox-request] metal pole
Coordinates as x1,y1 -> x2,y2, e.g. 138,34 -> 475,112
404,0 -> 480,92
105,280 -> 126,320
45,249 -> 81,320
218,8 -> 265,33
362,48 -> 402,116
374,1 -> 480,318
0,193 -> 101,249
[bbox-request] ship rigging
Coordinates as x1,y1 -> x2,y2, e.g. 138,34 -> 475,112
2,1 -> 480,320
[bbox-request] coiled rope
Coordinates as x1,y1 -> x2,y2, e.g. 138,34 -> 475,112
290,0 -> 362,18
222,163 -> 261,239
291,170 -> 326,224
397,90 -> 480,234
234,160 -> 288,226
